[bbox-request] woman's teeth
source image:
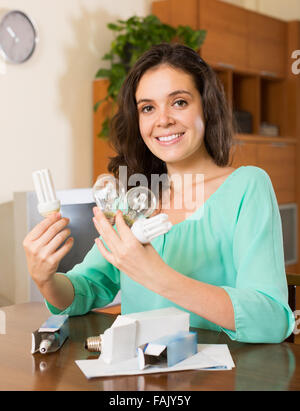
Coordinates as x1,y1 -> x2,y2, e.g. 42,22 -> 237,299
157,133 -> 184,142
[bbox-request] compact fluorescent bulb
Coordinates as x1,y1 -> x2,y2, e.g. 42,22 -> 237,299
131,213 -> 173,244
32,169 -> 61,217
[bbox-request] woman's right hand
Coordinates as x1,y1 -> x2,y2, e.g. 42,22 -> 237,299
23,212 -> 74,288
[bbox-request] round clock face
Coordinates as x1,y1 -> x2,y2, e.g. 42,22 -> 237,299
0,10 -> 37,64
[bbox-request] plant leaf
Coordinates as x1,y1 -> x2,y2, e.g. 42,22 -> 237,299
107,23 -> 123,32
98,116 -> 110,139
93,98 -> 107,113
95,68 -> 111,78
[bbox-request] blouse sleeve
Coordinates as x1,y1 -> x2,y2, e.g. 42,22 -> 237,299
45,241 -> 120,316
221,168 -> 295,343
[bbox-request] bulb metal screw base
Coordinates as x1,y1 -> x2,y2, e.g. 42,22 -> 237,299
85,336 -> 102,352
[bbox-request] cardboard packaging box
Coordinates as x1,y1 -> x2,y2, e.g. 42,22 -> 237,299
100,307 -> 190,364
31,314 -> 69,354
137,330 -> 198,369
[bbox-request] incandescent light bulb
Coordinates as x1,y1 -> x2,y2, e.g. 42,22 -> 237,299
123,186 -> 157,227
92,174 -> 125,225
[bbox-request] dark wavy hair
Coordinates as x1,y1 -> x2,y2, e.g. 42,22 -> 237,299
107,43 -> 234,190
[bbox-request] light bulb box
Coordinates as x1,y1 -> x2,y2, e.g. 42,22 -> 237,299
31,314 -> 69,354
100,307 -> 190,364
137,330 -> 198,369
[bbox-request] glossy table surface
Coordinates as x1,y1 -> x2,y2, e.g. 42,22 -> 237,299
1,302 -> 300,391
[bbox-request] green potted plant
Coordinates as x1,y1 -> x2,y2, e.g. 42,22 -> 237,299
94,14 -> 206,138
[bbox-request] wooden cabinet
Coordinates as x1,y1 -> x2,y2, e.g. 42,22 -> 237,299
256,142 -> 296,204
213,69 -> 286,139
198,0 -> 248,71
247,11 -> 287,77
152,0 -> 198,28
200,0 -> 287,77
231,141 -> 257,168
287,21 -> 300,275
170,0 -> 198,29
152,0 -> 288,77
260,77 -> 287,136
232,74 -> 261,134
231,138 -> 297,205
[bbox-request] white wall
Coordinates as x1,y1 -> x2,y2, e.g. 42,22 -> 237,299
0,0 -> 151,304
222,0 -> 300,20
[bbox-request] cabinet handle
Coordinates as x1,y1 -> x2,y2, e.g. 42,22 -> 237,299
217,62 -> 235,70
271,142 -> 287,148
260,70 -> 277,78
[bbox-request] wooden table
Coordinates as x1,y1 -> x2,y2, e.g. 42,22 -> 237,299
1,302 -> 300,391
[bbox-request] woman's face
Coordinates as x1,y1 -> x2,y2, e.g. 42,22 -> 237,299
136,64 -> 206,165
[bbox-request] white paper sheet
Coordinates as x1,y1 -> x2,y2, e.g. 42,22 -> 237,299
76,344 -> 235,379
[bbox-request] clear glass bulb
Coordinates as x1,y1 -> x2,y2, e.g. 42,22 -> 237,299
92,174 -> 125,224
123,186 -> 157,227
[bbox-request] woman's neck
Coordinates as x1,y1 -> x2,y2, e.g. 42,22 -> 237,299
166,147 -> 218,182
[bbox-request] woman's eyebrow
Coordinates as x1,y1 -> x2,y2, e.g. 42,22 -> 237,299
136,90 -> 192,105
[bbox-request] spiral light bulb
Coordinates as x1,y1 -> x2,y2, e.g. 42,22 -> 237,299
92,174 -> 125,225
123,186 -> 157,227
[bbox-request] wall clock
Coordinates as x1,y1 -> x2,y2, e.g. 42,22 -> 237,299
0,10 -> 38,64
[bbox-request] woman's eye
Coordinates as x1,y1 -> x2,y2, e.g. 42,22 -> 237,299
141,105 -> 153,113
174,99 -> 187,107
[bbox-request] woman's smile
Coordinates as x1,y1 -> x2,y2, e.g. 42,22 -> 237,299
155,131 -> 185,145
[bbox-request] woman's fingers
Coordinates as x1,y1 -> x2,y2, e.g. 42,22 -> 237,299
92,207 -> 121,252
52,236 -> 74,263
24,212 -> 61,242
37,217 -> 71,247
115,210 -> 135,240
45,227 -> 72,255
93,207 -> 146,272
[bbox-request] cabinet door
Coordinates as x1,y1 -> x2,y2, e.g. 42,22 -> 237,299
151,0 -> 171,25
170,0 -> 198,29
152,0 -> 197,28
256,142 -> 296,204
230,141 -> 257,168
248,11 -> 287,77
199,0 -> 248,71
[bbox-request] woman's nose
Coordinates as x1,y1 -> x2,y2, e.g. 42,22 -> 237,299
156,108 -> 175,128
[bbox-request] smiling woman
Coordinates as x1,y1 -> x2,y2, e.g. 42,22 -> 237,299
24,43 -> 295,344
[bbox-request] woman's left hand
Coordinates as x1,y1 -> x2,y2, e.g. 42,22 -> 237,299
92,207 -> 167,289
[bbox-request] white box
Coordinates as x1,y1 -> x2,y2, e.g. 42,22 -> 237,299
100,307 -> 190,364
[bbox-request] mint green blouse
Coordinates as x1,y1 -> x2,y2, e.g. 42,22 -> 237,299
46,166 -> 295,343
